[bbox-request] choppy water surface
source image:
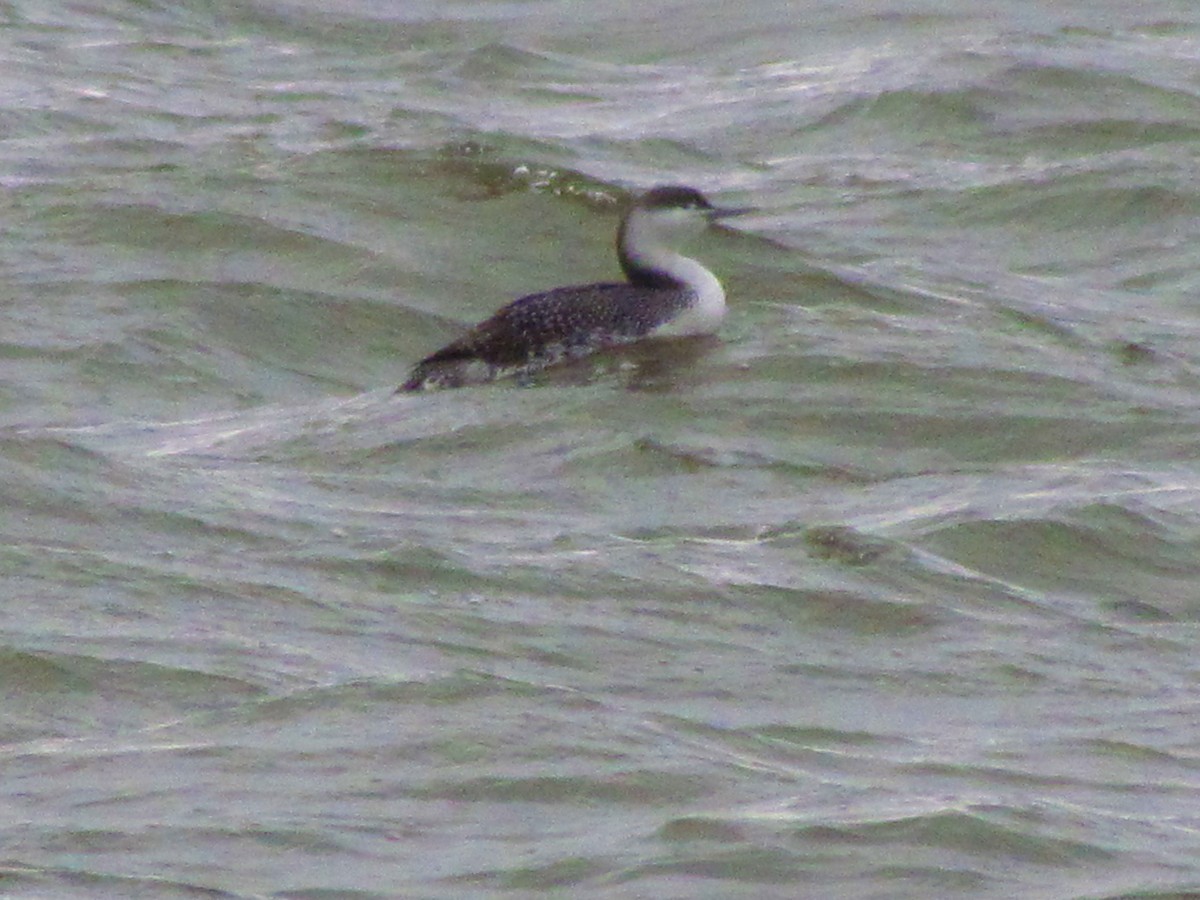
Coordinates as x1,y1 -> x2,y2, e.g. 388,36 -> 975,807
4,1 -> 1200,897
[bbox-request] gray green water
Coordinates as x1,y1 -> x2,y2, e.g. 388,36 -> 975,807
4,1 -> 1200,897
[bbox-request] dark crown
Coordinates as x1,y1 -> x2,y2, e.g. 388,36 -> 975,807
636,185 -> 713,211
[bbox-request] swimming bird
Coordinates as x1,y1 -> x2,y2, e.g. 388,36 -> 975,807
399,185 -> 744,391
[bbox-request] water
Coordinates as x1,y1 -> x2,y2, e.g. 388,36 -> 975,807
3,0 -> 1200,896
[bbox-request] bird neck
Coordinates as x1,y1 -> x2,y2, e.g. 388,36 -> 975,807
617,212 -> 716,293
615,212 -> 726,336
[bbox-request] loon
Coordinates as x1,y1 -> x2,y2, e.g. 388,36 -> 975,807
399,185 -> 744,391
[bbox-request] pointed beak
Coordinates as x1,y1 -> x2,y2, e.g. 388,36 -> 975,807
708,205 -> 754,220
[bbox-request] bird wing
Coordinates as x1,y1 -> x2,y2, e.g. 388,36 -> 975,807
416,282 -> 684,369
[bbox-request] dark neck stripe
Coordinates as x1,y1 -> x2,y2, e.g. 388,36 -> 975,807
617,215 -> 687,289
620,256 -> 686,289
